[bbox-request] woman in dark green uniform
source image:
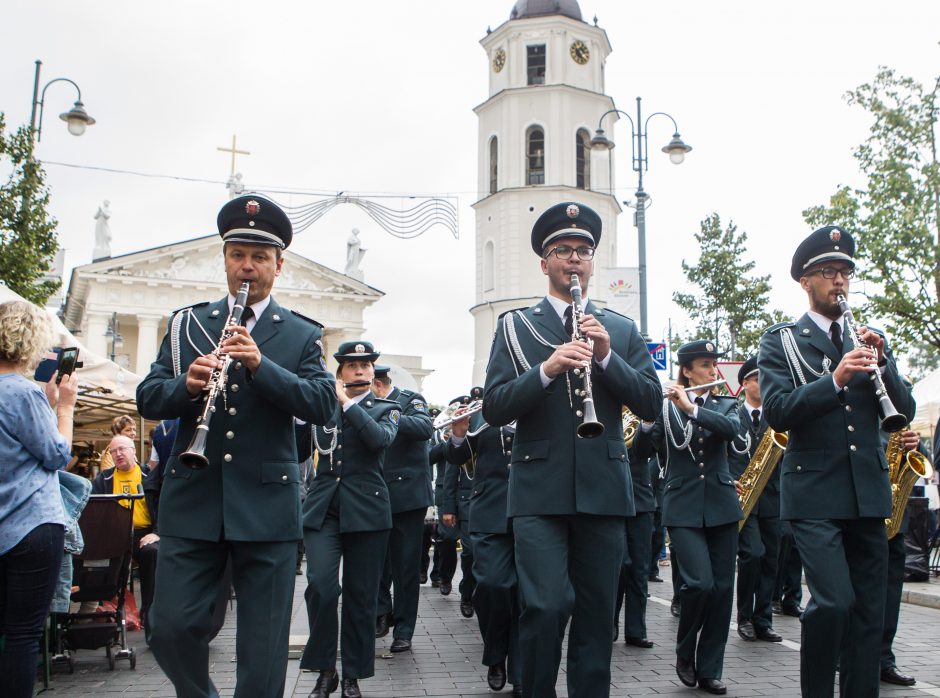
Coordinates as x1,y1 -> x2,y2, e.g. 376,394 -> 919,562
637,340 -> 745,696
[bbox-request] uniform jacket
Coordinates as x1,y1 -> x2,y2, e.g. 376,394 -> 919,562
627,437 -> 656,515
302,392 -> 398,533
446,412 -> 514,534
637,393 -> 745,528
758,314 -> 915,520
728,404 -> 781,519
429,434 -> 447,510
136,295 -> 336,543
382,387 -> 434,514
442,456 -> 474,523
483,298 -> 662,518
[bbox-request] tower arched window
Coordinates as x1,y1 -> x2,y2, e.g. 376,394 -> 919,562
483,240 -> 495,291
489,136 -> 498,194
576,129 -> 591,189
526,127 -> 545,185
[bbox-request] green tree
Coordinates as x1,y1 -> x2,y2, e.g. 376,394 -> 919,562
0,113 -> 61,305
803,69 -> 940,358
673,213 -> 788,360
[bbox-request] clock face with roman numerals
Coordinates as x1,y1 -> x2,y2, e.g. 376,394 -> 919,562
570,40 -> 590,65
492,48 -> 506,73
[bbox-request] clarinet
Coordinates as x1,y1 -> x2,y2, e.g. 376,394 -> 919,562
569,273 -> 604,438
179,281 -> 251,468
836,293 -> 907,432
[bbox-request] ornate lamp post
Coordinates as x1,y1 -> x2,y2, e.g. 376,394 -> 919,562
29,59 -> 96,142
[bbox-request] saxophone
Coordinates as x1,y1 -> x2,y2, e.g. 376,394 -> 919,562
737,428 -> 788,530
884,432 -> 935,539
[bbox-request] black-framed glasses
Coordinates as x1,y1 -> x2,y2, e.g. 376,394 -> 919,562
806,266 -> 855,280
544,245 -> 595,261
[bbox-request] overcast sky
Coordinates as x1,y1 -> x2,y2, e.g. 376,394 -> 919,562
3,0 -> 938,402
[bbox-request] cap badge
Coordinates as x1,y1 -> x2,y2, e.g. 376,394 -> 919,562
706,342 -> 715,352
566,204 -> 580,218
354,343 -> 365,354
830,229 -> 841,242
245,200 -> 261,216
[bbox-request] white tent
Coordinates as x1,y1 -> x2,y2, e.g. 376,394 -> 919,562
911,366 -> 940,437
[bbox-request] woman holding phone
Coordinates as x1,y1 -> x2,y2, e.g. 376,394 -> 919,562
0,300 -> 77,697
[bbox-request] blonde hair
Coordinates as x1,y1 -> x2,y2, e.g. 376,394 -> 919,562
0,300 -> 53,371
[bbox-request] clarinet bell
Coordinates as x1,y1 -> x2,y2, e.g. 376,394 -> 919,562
179,425 -> 211,469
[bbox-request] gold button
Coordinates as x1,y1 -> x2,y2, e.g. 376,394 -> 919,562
226,431 -> 234,439
224,454 -> 232,462
228,407 -> 237,416
231,384 -> 239,392
850,445 -> 857,452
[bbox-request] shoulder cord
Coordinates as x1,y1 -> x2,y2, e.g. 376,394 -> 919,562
779,327 -> 830,387
505,311 -> 574,408
313,422 -> 338,457
170,310 -> 185,377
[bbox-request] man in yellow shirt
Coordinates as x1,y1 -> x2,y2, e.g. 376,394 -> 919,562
91,435 -> 160,634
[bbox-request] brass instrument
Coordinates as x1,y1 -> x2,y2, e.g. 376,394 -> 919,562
885,432 -> 934,539
569,273 -> 604,438
180,281 -> 250,469
622,408 -> 639,449
836,294 -> 907,432
433,400 -> 483,430
737,429 -> 788,530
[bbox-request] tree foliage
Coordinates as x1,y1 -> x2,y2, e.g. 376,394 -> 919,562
0,113 -> 61,305
673,213 -> 788,361
803,68 -> 940,359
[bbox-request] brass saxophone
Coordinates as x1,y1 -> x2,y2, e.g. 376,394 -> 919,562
622,408 -> 639,449
737,428 -> 788,530
884,432 -> 935,539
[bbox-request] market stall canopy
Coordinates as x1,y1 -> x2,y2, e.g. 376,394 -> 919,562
911,366 -> 940,437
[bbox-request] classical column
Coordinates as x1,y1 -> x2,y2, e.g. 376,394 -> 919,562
136,314 -> 164,375
84,311 -> 111,360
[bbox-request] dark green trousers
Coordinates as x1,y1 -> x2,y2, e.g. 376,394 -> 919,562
150,535 -> 297,698
513,514 -> 624,698
775,521 -> 804,608
736,515 -> 780,630
669,522 -> 738,680
375,507 -> 425,641
458,519 -> 476,603
791,518 -> 887,698
881,531 -> 906,669
470,531 -> 520,685
615,512 -> 653,638
301,515 -> 389,679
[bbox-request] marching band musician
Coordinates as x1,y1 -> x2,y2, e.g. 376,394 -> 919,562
636,340 -> 747,695
301,341 -> 400,698
448,390 -> 521,696
136,195 -> 336,698
758,225 -> 915,697
729,356 -> 784,643
371,362 -> 435,654
483,201 -> 662,698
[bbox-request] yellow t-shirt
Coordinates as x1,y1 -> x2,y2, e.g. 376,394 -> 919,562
112,466 -> 152,530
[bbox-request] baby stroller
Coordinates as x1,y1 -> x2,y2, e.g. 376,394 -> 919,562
53,490 -> 145,671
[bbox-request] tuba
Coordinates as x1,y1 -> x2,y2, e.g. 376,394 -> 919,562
737,428 -> 788,530
884,432 -> 934,539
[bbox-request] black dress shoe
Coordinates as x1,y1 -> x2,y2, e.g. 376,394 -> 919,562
612,620 -> 619,642
375,613 -> 390,639
648,574 -> 664,582
781,603 -> 804,617
676,657 -> 696,687
341,678 -> 362,698
440,580 -> 452,596
624,636 -> 654,648
419,570 -> 428,584
881,666 -> 916,686
487,661 -> 507,691
390,637 -> 412,653
772,600 -> 783,615
698,678 -> 727,695
460,599 -> 474,618
431,579 -> 441,588
309,670 -> 338,698
754,627 -> 783,642
737,620 -> 756,641
670,597 -> 681,618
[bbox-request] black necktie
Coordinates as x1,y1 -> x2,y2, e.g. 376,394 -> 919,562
751,409 -> 760,430
563,305 -> 573,336
830,321 -> 842,353
694,396 -> 704,406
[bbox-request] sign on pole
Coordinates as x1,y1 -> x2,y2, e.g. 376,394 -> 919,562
647,342 -> 667,371
717,361 -> 745,397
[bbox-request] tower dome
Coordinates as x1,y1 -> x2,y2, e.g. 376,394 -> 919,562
510,0 -> 583,22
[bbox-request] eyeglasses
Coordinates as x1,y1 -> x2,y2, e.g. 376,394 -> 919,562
544,245 -> 595,261
805,266 -> 855,280
108,446 -> 135,456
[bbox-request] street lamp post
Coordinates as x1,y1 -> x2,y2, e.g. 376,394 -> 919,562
590,97 -> 691,336
29,59 -> 96,142
105,312 -> 123,363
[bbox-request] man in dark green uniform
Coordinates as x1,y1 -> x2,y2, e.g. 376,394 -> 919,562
729,356 -> 783,643
758,225 -> 915,697
137,195 -> 336,698
372,365 -> 434,652
301,341 -> 399,698
483,201 -> 662,698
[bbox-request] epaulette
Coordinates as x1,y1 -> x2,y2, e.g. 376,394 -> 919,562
765,320 -> 795,334
399,389 -> 417,399
498,306 -> 528,320
600,307 -> 636,324
375,397 -> 400,405
713,394 -> 738,400
290,309 -> 324,328
170,300 -> 209,315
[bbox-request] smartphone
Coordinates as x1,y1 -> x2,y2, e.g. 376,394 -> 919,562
56,347 -> 79,384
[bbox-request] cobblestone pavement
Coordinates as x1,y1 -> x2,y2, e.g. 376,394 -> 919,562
39,562 -> 940,697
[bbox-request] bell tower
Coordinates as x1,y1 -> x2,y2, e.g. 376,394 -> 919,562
470,0 -> 620,384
